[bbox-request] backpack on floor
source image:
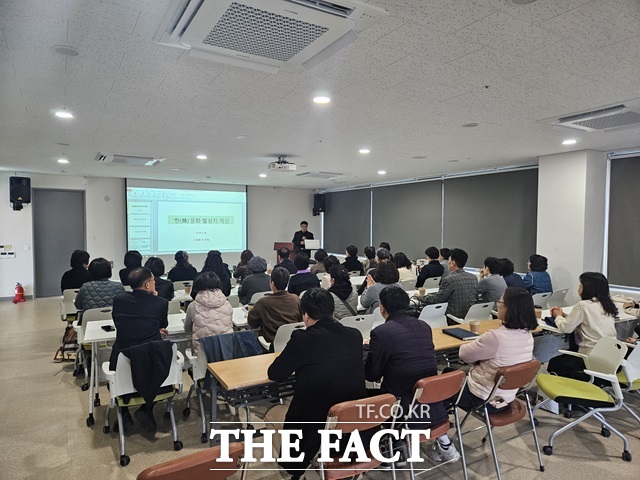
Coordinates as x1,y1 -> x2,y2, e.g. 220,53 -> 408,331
53,325 -> 78,363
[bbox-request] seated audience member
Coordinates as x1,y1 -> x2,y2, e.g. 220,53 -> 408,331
238,256 -> 271,305
394,252 -> 416,283
167,251 -> 198,282
144,257 -> 174,301
184,272 -> 233,356
288,253 -> 320,296
623,300 -> 640,342
361,245 -> 377,272
497,258 -> 526,289
109,267 -> 169,431
119,250 -> 142,286
74,258 -> 125,315
310,249 -> 328,274
60,249 -> 91,293
328,266 -> 358,320
418,248 -> 478,320
267,288 -> 369,478
415,246 -> 444,288
364,287 -> 448,445
233,249 -> 254,284
248,268 -> 302,344
201,250 -> 231,296
433,288 -> 537,461
379,242 -> 391,254
357,247 -> 392,295
523,254 -> 552,294
361,262 -> 402,314
478,256 -> 507,303
341,245 -> 364,275
275,247 -> 297,274
320,255 -> 341,289
547,272 -> 617,381
439,248 -> 451,278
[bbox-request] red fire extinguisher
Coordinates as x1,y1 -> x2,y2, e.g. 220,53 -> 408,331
12,283 -> 25,303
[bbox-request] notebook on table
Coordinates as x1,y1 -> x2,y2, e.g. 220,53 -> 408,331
442,328 -> 479,341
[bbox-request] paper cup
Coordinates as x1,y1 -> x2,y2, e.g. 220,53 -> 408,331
469,320 -> 481,334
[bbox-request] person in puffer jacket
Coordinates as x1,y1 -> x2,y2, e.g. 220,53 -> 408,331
184,272 -> 233,355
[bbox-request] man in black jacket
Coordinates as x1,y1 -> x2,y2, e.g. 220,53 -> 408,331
292,220 -> 314,256
415,246 -> 445,288
287,253 -> 320,296
341,244 -> 365,275
109,267 -> 169,431
274,247 -> 297,274
268,288 -> 368,478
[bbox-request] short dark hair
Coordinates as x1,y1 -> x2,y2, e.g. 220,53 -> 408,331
379,286 -> 410,315
293,252 -> 310,271
379,242 -> 391,252
300,287 -> 334,321
425,246 -> 439,260
129,267 -> 153,289
502,287 -> 538,330
450,248 -> 468,268
124,250 -> 143,268
393,252 -> 412,270
329,266 -> 351,287
300,221 -> 309,226
175,250 -> 189,264
278,247 -> 290,259
323,255 -> 340,271
144,257 -> 165,277
240,249 -> 254,266
440,248 -> 451,260
498,258 -> 515,276
579,272 -> 617,317
376,262 -> 400,284
529,254 -> 548,272
364,246 -> 376,260
70,250 -> 90,269
484,256 -> 500,274
88,258 -> 111,280
271,267 -> 290,291
314,248 -> 328,263
191,272 -> 222,298
346,245 -> 358,258
376,247 -> 391,262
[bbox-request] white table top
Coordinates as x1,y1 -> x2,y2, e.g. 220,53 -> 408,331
174,290 -> 192,302
539,303 -> 637,333
83,313 -> 187,343
232,306 -> 249,327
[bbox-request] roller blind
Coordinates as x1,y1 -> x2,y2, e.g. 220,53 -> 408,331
443,169 -> 538,272
607,156 -> 640,287
323,189 -> 371,254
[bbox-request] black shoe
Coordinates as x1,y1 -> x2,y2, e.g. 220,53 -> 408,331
135,407 -> 157,431
113,410 -> 134,433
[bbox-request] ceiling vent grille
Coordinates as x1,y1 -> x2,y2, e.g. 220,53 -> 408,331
297,171 -> 342,178
154,0 -> 387,73
95,154 -> 166,166
542,99 -> 640,132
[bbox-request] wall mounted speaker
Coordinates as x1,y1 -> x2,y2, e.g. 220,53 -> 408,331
10,177 -> 31,208
314,193 -> 325,212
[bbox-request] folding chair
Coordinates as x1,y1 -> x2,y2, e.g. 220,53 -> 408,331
418,303 -> 448,328
60,288 -> 79,322
532,292 -> 551,309
547,288 -> 569,308
459,360 -> 543,480
78,307 -> 114,391
259,322 -> 305,352
227,294 -> 240,308
137,442 -> 245,480
400,279 -> 416,291
184,347 -> 212,444
372,307 -> 386,329
340,314 -> 374,339
423,276 -> 441,288
168,299 -> 181,314
618,344 -> 640,425
173,280 -> 192,291
249,291 -> 270,305
533,337 -> 631,461
102,343 -> 184,466
447,303 -> 493,324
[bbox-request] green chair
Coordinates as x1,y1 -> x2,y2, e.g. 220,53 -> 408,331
533,337 -> 631,461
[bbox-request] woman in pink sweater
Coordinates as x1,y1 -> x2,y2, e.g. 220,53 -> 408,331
428,287 -> 537,463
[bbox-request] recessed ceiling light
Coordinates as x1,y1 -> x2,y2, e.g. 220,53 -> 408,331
313,96 -> 331,104
55,110 -> 74,119
235,135 -> 249,140
52,45 -> 79,57
259,173 -> 267,178
170,168 -> 182,171
462,122 -> 479,128
412,155 -> 427,160
359,148 -> 370,154
196,154 -> 207,160
57,158 -> 69,164
562,138 -> 577,145
377,170 -> 386,175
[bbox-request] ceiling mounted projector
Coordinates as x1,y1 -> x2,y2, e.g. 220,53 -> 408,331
268,155 -> 296,171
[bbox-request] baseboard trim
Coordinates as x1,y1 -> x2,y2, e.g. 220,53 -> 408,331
0,295 -> 34,302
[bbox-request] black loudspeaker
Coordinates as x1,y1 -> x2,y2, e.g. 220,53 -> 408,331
10,177 -> 31,210
313,193 -> 326,216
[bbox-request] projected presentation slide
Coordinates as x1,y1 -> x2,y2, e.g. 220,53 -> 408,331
126,186 -> 246,255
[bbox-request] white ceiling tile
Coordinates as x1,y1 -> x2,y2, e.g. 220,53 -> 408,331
498,0 -> 593,24
602,0 -> 640,20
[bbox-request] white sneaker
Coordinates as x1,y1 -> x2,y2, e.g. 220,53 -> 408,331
427,442 -> 461,463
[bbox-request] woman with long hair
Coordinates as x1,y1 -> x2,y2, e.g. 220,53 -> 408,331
233,249 -> 254,284
201,250 -> 231,296
327,266 -> 358,320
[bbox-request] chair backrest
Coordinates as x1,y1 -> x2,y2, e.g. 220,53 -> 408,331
173,281 -> 192,291
80,307 -> 114,339
531,292 -> 551,309
316,272 -> 325,280
400,279 -> 415,291
495,359 -> 541,391
584,337 -> 628,376
191,347 -> 209,382
547,288 -> 569,308
62,288 -> 79,302
249,291 -> 270,305
113,343 -> 182,397
348,270 -> 361,277
326,393 -> 397,433
137,442 -> 244,480
299,290 -> 307,299
227,294 -> 240,308
372,307 -> 385,329
423,276 -> 441,288
621,345 -> 640,388
464,302 -> 493,321
413,369 -> 466,404
418,302 -> 448,328
340,315 -> 374,339
273,322 -> 305,353
168,299 -> 181,314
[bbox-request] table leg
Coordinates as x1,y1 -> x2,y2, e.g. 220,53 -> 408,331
209,381 -> 219,446
86,342 -> 97,426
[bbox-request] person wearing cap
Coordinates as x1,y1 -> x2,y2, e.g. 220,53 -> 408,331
167,250 -> 198,282
238,256 -> 271,305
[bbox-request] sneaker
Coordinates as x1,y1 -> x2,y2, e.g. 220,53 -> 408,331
376,462 -> 392,471
134,407 -> 157,431
427,442 -> 460,463
113,410 -> 134,433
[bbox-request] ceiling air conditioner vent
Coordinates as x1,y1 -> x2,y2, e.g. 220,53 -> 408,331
154,0 -> 387,74
95,154 -> 166,166
297,171 -> 342,178
542,99 -> 640,132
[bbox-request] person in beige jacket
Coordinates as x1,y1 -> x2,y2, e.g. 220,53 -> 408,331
547,272 -> 618,380
623,300 -> 640,343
